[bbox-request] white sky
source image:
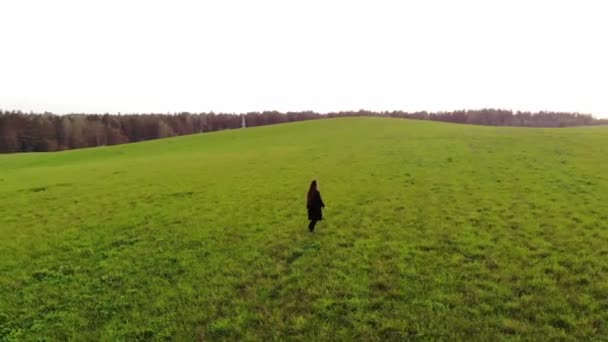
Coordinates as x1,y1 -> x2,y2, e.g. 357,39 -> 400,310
1,0 -> 607,117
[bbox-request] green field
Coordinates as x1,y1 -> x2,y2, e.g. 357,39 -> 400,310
1,117 -> 607,340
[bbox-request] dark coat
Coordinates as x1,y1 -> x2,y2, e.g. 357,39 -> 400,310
307,190 -> 325,221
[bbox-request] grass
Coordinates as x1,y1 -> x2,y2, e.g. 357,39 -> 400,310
1,117 -> 607,340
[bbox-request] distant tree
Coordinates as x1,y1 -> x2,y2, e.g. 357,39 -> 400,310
157,120 -> 175,138
69,116 -> 87,149
0,113 -> 19,153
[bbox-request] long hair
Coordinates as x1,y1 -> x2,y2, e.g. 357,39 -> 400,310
307,180 -> 317,205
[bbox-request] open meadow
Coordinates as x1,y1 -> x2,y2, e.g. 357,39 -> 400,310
1,117 -> 607,340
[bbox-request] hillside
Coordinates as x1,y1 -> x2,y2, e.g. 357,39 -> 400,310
1,117 -> 607,340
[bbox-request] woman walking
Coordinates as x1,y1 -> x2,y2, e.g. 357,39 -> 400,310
307,180 -> 325,232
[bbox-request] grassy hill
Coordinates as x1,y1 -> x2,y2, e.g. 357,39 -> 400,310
1,117 -> 607,340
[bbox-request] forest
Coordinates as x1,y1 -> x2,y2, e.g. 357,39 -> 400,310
1,109 -> 606,153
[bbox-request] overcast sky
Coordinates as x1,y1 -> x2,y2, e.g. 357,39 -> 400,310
1,0 -> 606,117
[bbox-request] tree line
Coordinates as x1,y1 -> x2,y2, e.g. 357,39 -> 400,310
1,109 -> 606,153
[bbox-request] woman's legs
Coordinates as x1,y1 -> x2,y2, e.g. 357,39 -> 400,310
308,219 -> 317,232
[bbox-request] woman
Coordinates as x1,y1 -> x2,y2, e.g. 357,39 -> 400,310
307,180 -> 325,232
